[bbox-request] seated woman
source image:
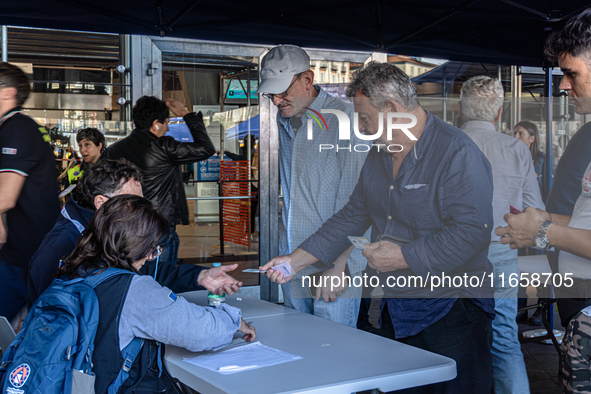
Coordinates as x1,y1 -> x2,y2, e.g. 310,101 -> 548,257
57,194 -> 255,393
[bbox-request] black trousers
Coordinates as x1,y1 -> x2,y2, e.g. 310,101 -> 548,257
379,299 -> 493,394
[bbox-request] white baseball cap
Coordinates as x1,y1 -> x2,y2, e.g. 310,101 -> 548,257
257,45 -> 310,95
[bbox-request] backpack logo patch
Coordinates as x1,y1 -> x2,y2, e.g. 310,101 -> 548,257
9,363 -> 30,388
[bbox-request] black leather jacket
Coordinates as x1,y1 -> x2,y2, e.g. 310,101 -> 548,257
102,112 -> 215,225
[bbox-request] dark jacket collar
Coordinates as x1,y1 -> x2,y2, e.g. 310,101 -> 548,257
134,127 -> 159,141
64,198 -> 95,228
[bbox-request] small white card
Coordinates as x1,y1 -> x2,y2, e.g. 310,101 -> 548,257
348,236 -> 370,249
270,262 -> 293,277
243,262 -> 292,277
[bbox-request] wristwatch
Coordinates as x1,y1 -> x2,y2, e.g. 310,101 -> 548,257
534,221 -> 554,249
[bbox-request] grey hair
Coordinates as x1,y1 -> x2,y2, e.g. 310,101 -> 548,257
345,61 -> 419,110
460,76 -> 504,122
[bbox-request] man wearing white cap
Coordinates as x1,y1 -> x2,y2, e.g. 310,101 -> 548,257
257,45 -> 368,326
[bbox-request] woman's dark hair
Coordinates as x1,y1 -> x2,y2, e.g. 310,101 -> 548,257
77,128 -> 106,152
132,96 -> 169,130
58,195 -> 169,279
77,159 -> 143,212
0,62 -> 31,106
514,121 -> 543,166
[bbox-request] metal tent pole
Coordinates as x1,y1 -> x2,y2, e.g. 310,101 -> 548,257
1,26 -> 7,62
544,63 -> 554,332
545,64 -> 554,197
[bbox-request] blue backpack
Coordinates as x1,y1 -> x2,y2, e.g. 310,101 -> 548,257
0,268 -> 143,394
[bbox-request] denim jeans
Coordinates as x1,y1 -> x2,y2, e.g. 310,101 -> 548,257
282,271 -> 362,328
488,242 -> 530,394
0,262 -> 27,321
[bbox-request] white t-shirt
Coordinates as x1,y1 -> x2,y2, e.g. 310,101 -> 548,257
559,160 -> 591,279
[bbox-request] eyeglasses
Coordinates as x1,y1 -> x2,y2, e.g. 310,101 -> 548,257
148,245 -> 163,261
262,73 -> 303,100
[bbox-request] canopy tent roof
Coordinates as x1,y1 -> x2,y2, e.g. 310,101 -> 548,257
412,61 -> 564,94
2,1 -> 590,67
226,115 -> 260,140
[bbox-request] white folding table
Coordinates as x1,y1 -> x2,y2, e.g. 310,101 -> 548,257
518,254 -> 553,276
164,291 -> 457,394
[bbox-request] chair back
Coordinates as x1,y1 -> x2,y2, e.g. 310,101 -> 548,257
0,317 -> 16,358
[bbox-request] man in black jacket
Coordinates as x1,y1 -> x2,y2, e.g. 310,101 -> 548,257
103,96 -> 215,265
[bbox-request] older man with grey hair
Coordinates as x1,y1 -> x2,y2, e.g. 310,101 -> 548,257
263,62 -> 497,393
460,75 -> 544,394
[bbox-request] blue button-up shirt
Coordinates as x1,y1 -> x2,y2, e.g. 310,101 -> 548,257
277,86 -> 369,277
300,111 -> 495,338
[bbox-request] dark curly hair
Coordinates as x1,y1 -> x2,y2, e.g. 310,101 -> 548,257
132,96 -> 169,130
76,159 -> 143,212
545,8 -> 591,65
77,128 -> 106,152
0,62 -> 31,106
58,195 -> 169,280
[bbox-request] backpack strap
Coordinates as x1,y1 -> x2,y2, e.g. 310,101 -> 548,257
84,268 -> 136,289
157,342 -> 163,377
87,268 -> 144,394
106,337 -> 144,394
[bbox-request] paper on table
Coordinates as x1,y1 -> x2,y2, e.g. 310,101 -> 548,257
183,342 -> 302,375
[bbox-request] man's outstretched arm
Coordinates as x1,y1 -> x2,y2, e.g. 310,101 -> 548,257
496,207 -> 591,260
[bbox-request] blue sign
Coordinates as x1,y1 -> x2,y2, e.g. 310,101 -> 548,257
196,156 -> 230,181
166,121 -> 194,142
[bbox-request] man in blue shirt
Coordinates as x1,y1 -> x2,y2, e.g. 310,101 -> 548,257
263,62 -> 495,393
257,45 -> 368,326
460,76 -> 545,394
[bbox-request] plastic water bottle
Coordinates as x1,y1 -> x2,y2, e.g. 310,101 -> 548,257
207,263 -> 226,307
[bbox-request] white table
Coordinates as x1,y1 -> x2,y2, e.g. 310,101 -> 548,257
518,254 -> 552,275
179,291 -> 300,320
165,291 -> 457,394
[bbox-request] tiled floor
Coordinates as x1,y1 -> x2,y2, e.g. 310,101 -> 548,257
176,221 -> 260,286
520,304 -> 564,394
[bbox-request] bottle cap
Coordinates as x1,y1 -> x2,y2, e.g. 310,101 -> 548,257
213,262 -> 221,267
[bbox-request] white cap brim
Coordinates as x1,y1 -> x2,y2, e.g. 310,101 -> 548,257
256,74 -> 295,95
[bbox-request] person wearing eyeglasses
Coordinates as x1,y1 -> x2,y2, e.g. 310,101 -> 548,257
54,195 -> 255,393
257,45 -> 369,327
28,159 -> 243,309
